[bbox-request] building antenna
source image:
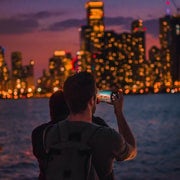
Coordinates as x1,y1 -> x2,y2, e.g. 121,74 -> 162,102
165,0 -> 171,15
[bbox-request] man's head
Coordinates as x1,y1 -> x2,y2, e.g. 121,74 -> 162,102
49,90 -> 69,122
63,71 -> 96,115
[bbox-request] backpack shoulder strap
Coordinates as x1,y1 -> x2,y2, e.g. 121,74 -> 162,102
43,120 -> 69,154
43,124 -> 54,153
43,122 -> 63,153
57,120 -> 69,142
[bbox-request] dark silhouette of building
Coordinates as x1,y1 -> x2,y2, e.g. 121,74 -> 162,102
11,51 -> 35,98
159,14 -> 180,89
170,15 -> 180,82
0,46 -> 10,98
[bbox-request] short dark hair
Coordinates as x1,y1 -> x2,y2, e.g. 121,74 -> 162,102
63,71 -> 96,114
49,90 -> 69,122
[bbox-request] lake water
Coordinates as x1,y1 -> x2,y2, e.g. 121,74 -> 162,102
0,93 -> 180,180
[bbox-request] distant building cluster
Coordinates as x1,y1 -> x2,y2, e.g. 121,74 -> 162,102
0,0 -> 180,99
0,48 -> 35,98
36,50 -> 73,95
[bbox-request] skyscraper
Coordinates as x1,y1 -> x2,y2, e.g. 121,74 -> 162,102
79,25 -> 92,52
78,1 -> 106,87
159,15 -> 174,87
149,46 -> 163,85
11,51 -> 23,90
131,19 -> 146,62
170,15 -> 180,82
11,51 -> 23,80
0,46 -> 10,95
85,0 -> 105,53
11,51 -> 35,98
131,19 -> 146,89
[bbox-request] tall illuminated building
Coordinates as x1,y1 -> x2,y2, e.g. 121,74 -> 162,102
117,32 -> 134,91
24,59 -> 35,94
11,51 -> 35,97
131,20 -> 146,61
98,30 -> 120,89
11,51 -> 23,79
80,25 -> 92,52
159,0 -> 180,90
149,46 -> 163,87
131,19 -> 146,89
170,15 -> 180,82
85,0 -> 105,53
0,46 -> 10,93
11,51 -> 23,90
79,25 -> 93,72
159,15 -> 173,87
78,0 -> 105,87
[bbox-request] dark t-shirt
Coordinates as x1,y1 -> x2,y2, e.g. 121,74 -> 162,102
31,116 -> 109,180
44,120 -> 129,180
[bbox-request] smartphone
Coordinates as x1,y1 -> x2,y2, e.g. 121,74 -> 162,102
97,90 -> 119,103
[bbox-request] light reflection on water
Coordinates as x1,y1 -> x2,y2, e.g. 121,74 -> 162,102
0,94 -> 180,179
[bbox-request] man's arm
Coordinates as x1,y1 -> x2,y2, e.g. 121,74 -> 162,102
113,91 -> 137,160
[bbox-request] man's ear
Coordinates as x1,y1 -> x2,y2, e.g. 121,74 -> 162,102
89,96 -> 94,107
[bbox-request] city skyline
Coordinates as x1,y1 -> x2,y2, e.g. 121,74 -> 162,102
0,0 -> 179,79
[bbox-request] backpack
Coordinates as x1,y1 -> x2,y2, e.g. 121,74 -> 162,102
43,121 -> 100,180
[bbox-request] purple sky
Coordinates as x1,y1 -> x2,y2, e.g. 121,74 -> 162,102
0,0 -> 179,79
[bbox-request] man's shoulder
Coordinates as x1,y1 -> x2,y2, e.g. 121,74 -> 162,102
91,124 -> 121,142
92,116 -> 109,127
57,120 -> 102,140
32,122 -> 53,138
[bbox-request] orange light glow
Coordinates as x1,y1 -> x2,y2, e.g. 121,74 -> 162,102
54,50 -> 66,56
86,2 -> 103,8
166,88 -> 171,93
124,89 -> 130,94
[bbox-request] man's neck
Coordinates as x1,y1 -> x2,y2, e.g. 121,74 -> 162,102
68,110 -> 92,123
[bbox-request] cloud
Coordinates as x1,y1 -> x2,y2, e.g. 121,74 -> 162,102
105,16 -> 134,30
46,18 -> 86,31
18,11 -> 65,20
46,16 -> 159,38
45,16 -> 134,31
105,16 -> 159,37
0,13 -> 159,38
0,18 -> 39,34
0,10 -> 65,34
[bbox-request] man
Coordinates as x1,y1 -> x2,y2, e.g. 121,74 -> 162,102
32,90 -> 109,179
55,71 -> 137,179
